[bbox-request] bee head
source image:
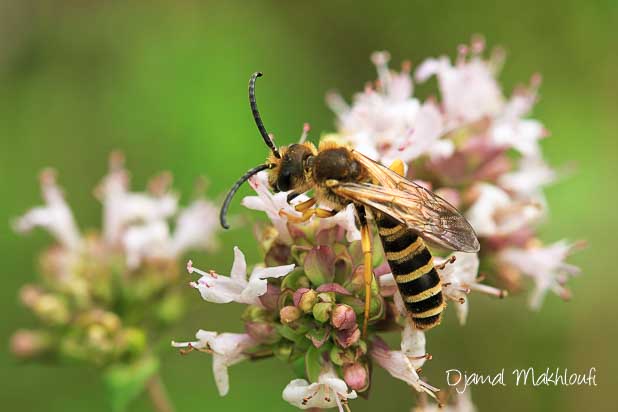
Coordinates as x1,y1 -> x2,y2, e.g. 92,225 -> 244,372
267,143 -> 316,193
220,72 -> 316,229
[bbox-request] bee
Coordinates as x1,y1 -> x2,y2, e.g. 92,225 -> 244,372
220,72 -> 480,334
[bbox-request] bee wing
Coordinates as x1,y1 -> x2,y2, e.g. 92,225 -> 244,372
331,151 -> 480,252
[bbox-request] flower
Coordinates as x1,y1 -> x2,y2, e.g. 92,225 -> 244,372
12,152 -> 222,372
282,364 -> 358,411
187,246 -> 295,305
318,204 -> 362,242
327,51 -> 453,164
437,252 -> 505,325
13,169 -> 81,250
401,323 -> 429,370
465,183 -> 544,237
489,77 -> 546,157
499,240 -> 582,309
370,337 -> 439,398
241,171 -> 304,243
96,153 -> 178,246
172,330 -> 256,396
415,36 -> 504,127
498,155 -> 556,198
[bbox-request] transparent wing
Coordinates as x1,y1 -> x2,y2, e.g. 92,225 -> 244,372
331,151 -> 480,252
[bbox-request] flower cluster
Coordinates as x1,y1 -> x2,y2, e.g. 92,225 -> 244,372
328,36 -> 583,311
174,172 -> 442,410
10,152 -> 220,370
175,36 -> 581,411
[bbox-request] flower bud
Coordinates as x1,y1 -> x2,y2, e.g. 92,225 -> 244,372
331,304 -> 357,330
343,362 -> 369,391
242,305 -> 270,322
294,289 -> 318,313
33,294 -> 70,325
274,341 -> 293,361
10,329 -> 50,359
312,302 -> 333,323
258,284 -> 281,311
245,321 -> 279,344
121,327 -> 146,357
19,284 -> 44,307
335,326 -> 361,348
279,306 -> 302,325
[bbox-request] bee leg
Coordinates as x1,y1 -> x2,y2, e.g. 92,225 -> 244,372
293,197 -> 316,212
388,159 -> 405,176
279,207 -> 336,223
357,206 -> 373,338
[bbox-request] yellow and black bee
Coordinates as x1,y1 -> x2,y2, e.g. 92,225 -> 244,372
220,72 -> 480,335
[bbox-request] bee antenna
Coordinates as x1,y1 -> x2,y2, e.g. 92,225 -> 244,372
220,163 -> 272,229
249,72 -> 281,159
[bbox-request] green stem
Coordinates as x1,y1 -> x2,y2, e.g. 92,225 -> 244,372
146,372 -> 175,412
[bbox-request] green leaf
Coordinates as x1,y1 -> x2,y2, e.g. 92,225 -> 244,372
103,355 -> 160,412
305,345 -> 322,382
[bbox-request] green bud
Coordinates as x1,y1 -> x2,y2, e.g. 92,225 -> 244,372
242,305 -> 270,322
330,345 -> 344,366
312,302 -> 333,323
317,292 -> 335,303
274,341 -> 294,362
121,327 -> 146,357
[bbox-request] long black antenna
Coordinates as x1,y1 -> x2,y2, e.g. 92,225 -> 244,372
220,163 -> 271,229
249,72 -> 281,158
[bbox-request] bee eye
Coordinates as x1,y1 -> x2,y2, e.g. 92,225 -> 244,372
277,170 -> 292,192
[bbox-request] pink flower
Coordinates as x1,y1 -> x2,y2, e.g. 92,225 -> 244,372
415,37 -> 504,127
327,52 -> 452,164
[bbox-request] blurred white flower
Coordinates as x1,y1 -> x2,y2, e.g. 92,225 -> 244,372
188,246 -> 295,305
122,220 -> 170,269
13,169 -> 81,251
282,364 -> 358,411
169,199 -> 220,255
172,329 -> 256,396
96,153 -> 178,246
498,155 -> 555,198
499,240 -> 581,310
437,252 -> 505,325
370,338 -> 438,398
489,78 -> 546,157
466,183 -> 543,237
328,51 -> 452,164
415,38 -> 503,127
241,171 -> 304,243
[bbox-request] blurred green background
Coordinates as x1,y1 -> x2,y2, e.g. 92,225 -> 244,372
1,1 -> 616,411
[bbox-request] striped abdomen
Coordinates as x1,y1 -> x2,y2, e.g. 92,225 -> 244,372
376,213 -> 444,330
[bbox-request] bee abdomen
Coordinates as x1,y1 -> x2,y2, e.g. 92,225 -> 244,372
376,214 -> 444,330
